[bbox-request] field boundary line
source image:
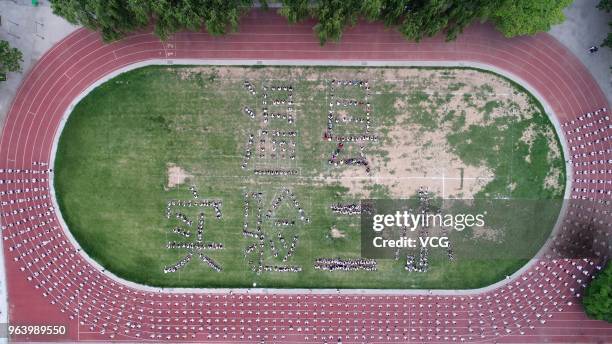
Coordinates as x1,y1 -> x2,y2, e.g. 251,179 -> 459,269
47,58 -> 572,296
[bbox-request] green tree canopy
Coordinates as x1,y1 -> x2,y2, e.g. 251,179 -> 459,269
603,23 -> 612,49
397,0 -> 497,42
598,0 -> 612,49
0,40 -> 23,74
490,0 -> 573,37
598,0 -> 612,12
50,0 -> 150,42
278,0 -> 311,24
582,261 -> 612,322
49,0 -> 574,44
312,0 -> 366,44
50,0 -> 252,42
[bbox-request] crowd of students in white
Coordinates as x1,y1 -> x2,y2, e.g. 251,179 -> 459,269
0,77 -> 608,341
242,189 -> 306,274
325,79 -> 375,175
163,187 -> 224,273
564,107 -> 612,199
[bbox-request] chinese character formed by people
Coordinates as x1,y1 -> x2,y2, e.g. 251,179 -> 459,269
324,79 -> 376,175
163,186 -> 224,273
242,188 -> 309,274
241,81 -> 298,174
404,187 -> 455,273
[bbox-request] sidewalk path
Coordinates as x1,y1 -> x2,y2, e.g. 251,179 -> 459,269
549,0 -> 612,104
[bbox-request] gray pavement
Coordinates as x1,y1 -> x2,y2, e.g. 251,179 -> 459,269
0,0 -> 76,124
550,0 -> 612,106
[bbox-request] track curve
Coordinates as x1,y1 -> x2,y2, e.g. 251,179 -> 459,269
1,10 -> 611,343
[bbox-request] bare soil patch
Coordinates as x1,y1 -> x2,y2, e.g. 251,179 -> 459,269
330,225 -> 346,238
336,68 -> 532,199
472,225 -> 502,242
166,163 -> 192,189
370,123 -> 494,198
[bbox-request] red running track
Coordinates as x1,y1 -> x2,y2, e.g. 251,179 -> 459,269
1,9 -> 611,343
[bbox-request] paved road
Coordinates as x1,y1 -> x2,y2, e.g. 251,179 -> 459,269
550,0 -> 612,105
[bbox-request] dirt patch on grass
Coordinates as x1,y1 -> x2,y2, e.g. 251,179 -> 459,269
520,123 -> 536,145
544,168 -> 562,191
330,225 -> 346,238
324,68 -> 541,199
315,67 -> 560,200
173,67 -> 206,80
521,123 -> 537,163
544,127 -> 562,161
543,128 -> 564,193
519,124 -> 564,193
369,123 -> 494,198
394,98 -> 406,110
400,69 -> 529,108
166,163 -> 192,189
472,225 -> 502,242
171,65 -> 559,201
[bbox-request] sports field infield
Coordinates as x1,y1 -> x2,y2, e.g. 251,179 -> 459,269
54,65 -> 566,289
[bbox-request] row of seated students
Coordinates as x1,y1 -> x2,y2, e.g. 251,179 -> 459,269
0,161 -> 608,341
562,108 -> 612,201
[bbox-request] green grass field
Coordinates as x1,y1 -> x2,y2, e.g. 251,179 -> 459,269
54,65 -> 566,289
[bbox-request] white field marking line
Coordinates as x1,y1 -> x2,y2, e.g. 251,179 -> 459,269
442,170 -> 446,198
